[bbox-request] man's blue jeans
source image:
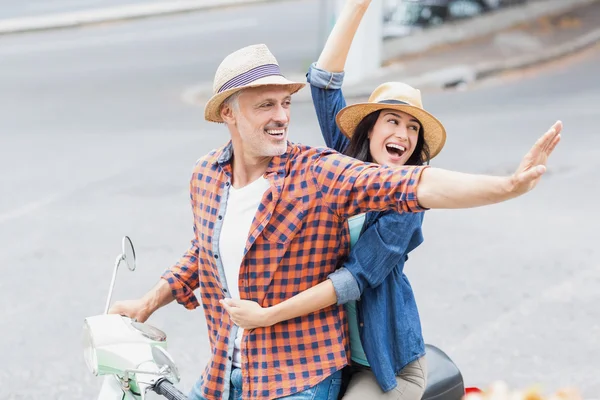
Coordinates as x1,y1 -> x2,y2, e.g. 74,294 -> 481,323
189,368 -> 342,400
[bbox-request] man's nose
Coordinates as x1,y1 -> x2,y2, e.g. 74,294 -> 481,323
273,104 -> 289,123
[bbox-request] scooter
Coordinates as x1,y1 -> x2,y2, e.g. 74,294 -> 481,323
82,236 -> 188,400
83,236 -> 478,400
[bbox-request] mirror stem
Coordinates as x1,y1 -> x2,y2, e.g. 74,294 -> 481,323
104,254 -> 124,314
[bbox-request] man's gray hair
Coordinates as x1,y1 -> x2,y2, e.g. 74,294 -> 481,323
222,90 -> 242,114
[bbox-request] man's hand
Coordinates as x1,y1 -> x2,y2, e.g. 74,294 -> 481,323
508,120 -> 562,197
416,120 -> 564,209
107,279 -> 175,323
108,299 -> 152,323
220,298 -> 274,330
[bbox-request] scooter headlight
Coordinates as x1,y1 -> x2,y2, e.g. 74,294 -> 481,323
83,320 -> 98,375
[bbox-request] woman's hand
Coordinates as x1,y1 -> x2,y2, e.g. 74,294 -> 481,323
220,298 -> 275,330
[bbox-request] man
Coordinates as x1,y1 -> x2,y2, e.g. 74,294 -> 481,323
109,43 -> 562,400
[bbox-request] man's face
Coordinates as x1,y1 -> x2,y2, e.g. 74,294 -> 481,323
223,86 -> 293,158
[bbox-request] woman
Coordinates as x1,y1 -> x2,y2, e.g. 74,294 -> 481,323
220,0 -> 447,398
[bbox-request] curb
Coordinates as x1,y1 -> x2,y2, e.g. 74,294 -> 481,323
181,26 -> 600,106
473,28 -> 600,81
0,0 -> 292,35
344,27 -> 600,99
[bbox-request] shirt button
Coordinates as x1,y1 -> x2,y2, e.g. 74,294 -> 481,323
225,182 -> 230,187
359,323 -> 364,327
223,288 -> 228,293
214,254 -> 219,259
228,356 -> 232,361
218,215 -> 223,220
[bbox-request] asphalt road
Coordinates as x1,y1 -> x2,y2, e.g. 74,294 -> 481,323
0,0 -> 323,76
0,4 -> 599,399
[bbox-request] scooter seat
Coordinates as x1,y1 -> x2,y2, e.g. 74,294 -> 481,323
422,344 -> 465,400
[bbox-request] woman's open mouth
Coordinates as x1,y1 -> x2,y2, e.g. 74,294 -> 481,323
385,143 -> 406,158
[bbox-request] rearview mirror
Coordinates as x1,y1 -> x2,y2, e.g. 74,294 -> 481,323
152,346 -> 180,384
104,236 -> 137,314
122,236 -> 136,271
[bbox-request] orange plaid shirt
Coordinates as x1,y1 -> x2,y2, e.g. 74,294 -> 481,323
162,141 -> 426,400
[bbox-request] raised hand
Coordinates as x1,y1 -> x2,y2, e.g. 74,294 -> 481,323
508,120 -> 562,196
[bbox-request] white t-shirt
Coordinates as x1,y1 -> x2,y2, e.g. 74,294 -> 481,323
219,176 -> 270,367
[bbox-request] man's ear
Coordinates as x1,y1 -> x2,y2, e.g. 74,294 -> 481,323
220,104 -> 236,125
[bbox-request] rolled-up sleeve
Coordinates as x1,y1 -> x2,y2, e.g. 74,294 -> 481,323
311,152 -> 428,218
307,62 -> 345,90
328,267 -> 361,305
161,237 -> 200,310
306,63 -> 349,152
160,173 -> 201,310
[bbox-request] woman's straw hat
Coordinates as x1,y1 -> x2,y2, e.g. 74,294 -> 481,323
336,82 -> 447,159
204,44 -> 306,123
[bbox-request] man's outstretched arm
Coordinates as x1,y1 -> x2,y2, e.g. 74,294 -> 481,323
417,121 -> 562,209
316,120 -> 562,216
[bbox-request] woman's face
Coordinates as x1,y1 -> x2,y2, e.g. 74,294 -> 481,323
368,109 -> 421,167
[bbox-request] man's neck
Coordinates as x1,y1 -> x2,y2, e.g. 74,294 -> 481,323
230,145 -> 272,189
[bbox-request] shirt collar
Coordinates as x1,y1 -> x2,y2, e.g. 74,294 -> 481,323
210,140 -> 294,176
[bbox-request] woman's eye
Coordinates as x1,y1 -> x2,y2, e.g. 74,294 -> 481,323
388,119 -> 398,125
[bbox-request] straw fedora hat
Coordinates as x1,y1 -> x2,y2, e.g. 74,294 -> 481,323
336,82 -> 446,159
204,44 -> 306,123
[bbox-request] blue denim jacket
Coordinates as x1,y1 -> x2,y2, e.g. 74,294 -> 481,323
307,63 -> 426,392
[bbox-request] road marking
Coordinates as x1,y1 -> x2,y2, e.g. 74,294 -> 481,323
23,0 -> 107,13
0,194 -> 60,224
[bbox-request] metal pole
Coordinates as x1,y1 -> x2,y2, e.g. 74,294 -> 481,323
104,254 -> 123,314
318,0 -> 335,59
335,0 -> 383,86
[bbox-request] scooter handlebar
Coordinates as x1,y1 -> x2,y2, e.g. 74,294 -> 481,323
152,378 -> 188,400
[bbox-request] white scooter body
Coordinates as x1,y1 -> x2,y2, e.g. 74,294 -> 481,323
83,237 -> 187,400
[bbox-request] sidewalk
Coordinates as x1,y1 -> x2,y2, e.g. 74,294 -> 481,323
301,0 -> 600,102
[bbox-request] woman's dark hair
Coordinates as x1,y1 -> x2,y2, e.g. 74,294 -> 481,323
343,110 -> 431,166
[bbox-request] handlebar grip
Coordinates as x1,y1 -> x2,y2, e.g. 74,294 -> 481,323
153,379 -> 188,400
